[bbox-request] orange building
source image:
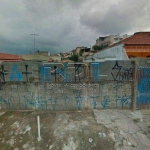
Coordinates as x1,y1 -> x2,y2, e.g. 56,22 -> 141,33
122,32 -> 150,58
84,32 -> 150,62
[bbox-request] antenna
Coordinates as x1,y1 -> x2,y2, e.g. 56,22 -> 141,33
30,34 -> 39,53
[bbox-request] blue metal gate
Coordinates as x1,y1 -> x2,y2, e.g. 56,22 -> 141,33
136,67 -> 150,108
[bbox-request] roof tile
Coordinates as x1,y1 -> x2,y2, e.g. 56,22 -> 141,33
0,53 -> 23,61
122,32 -> 150,45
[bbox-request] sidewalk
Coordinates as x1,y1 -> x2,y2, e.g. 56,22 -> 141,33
0,109 -> 150,150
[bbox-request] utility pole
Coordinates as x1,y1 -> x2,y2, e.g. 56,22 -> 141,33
30,34 -> 39,53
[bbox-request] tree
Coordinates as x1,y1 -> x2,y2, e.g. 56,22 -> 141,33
92,45 -> 108,51
69,54 -> 78,62
93,45 -> 101,50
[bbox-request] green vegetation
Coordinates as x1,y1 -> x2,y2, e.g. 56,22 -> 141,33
69,54 -> 79,62
92,44 -> 108,51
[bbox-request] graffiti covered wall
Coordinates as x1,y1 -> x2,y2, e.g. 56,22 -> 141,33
0,61 -> 133,82
0,60 -> 134,110
0,82 -> 131,110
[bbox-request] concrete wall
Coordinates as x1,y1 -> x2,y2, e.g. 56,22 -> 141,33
0,59 -> 149,110
0,60 -> 134,110
0,82 -> 131,110
0,61 -> 133,82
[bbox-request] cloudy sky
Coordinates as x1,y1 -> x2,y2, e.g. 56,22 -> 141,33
0,0 -> 150,54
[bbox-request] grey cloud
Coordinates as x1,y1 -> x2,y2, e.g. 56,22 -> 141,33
0,36 -> 30,54
80,0 -> 150,35
0,0 -> 150,55
0,0 -> 79,54
23,0 -> 65,20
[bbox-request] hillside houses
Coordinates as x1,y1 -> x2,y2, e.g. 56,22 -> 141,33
84,32 -> 150,62
1,31 -> 150,63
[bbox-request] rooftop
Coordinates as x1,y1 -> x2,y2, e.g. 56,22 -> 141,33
122,32 -> 150,45
103,31 -> 150,49
0,53 -> 23,62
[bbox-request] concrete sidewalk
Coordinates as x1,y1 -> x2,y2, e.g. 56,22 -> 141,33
0,109 -> 150,150
94,109 -> 150,150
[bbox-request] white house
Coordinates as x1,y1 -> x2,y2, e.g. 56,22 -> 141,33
84,44 -> 129,62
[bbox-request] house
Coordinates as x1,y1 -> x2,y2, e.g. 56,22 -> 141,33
71,49 -> 76,55
0,53 -> 23,62
22,54 -> 50,62
95,34 -> 129,47
34,51 -> 50,56
84,32 -> 150,62
62,52 -> 72,60
95,35 -> 114,47
49,54 -> 62,62
84,44 -> 128,62
48,58 -> 54,62
79,47 -> 91,57
22,52 -> 62,62
71,47 -> 90,61
122,32 -> 150,58
74,47 -> 91,56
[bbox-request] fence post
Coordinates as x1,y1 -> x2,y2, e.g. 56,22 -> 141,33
131,60 -> 136,111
